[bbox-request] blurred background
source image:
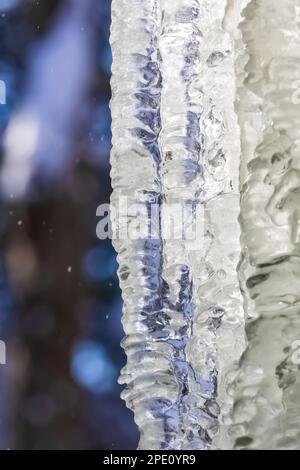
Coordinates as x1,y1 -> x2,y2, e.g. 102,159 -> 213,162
0,0 -> 138,449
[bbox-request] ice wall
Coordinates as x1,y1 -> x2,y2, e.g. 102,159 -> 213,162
229,0 -> 300,450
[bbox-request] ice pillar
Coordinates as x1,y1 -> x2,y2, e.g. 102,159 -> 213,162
110,0 -> 245,449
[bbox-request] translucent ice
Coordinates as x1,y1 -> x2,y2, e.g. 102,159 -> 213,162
110,0 -> 300,450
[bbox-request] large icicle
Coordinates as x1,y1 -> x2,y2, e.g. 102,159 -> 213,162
110,0 -> 244,450
110,0 -> 165,449
230,0 -> 300,450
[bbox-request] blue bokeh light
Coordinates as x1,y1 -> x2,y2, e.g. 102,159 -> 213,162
84,246 -> 117,282
71,340 -> 116,394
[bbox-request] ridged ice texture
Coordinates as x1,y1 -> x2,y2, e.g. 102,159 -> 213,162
110,0 -> 244,449
229,0 -> 300,450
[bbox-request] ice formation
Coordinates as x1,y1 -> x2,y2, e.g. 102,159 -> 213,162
110,0 -> 300,450
229,0 -> 300,450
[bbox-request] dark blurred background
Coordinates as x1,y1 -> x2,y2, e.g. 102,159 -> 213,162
0,0 -> 138,449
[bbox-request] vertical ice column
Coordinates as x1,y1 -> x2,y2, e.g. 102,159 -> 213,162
158,0 -> 219,449
110,0 -> 244,449
158,0 -> 245,449
110,0 -> 166,450
230,0 -> 300,450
